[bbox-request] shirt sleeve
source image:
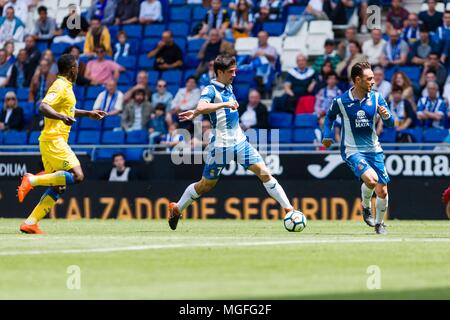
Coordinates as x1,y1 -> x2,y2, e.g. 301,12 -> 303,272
417,98 -> 425,113
199,86 -> 215,103
323,98 -> 341,140
42,83 -> 63,108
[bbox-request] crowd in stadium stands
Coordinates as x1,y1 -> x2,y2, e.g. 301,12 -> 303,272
0,0 -> 449,161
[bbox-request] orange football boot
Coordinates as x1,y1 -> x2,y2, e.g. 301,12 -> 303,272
168,202 -> 182,230
20,223 -> 44,234
17,173 -> 34,203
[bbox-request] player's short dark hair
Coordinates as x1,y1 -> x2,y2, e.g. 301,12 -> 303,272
350,61 -> 372,81
57,54 -> 76,75
112,153 -> 125,161
37,6 -> 47,14
213,54 -> 236,75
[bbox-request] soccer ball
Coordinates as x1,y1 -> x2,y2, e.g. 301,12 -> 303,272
283,210 -> 307,232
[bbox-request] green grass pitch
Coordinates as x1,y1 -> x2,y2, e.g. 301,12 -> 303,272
0,219 -> 449,299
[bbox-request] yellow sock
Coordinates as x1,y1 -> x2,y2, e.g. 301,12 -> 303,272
29,171 -> 74,187
25,188 -> 60,224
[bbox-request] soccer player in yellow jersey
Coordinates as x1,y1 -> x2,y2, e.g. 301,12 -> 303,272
17,54 -> 107,234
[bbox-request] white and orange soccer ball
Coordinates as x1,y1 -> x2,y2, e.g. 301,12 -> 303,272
283,210 -> 307,232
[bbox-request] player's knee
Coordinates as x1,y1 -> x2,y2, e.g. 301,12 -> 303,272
197,179 -> 216,194
367,177 -> 378,189
377,189 -> 388,199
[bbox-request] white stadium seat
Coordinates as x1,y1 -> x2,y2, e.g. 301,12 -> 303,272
268,36 -> 282,55
235,37 -> 258,55
45,0 -> 59,11
56,10 -> 68,25
420,2 -> 445,12
60,0 -> 80,7
280,51 -> 299,72
306,20 -> 334,56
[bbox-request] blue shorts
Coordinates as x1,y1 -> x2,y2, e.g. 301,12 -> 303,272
202,140 -> 264,180
345,152 -> 390,185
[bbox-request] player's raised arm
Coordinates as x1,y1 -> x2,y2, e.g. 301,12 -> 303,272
75,109 -> 108,120
39,102 -> 76,126
322,98 -> 341,148
376,93 -> 394,128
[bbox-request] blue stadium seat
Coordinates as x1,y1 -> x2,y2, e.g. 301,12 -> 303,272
126,130 -> 149,144
174,37 -> 187,50
68,131 -> 77,144
102,130 -> 125,144
0,87 -> 15,97
293,128 -> 316,143
379,127 -> 396,142
161,70 -> 183,84
183,69 -> 197,82
96,148 -> 122,160
187,38 -> 206,52
16,88 -> 28,101
28,130 -> 41,145
235,69 -> 254,84
167,84 -> 180,96
148,70 -> 160,86
184,54 -> 200,68
169,22 -> 190,37
400,128 -> 422,142
269,112 -> 293,128
79,117 -> 102,130
3,130 -> 27,145
122,24 -> 143,38
108,25 -> 119,40
117,56 -> 137,69
171,0 -> 186,5
73,86 -> 85,101
262,22 -> 284,36
140,38 -> 159,53
193,6 -> 207,21
36,40 -> 49,52
278,128 -> 293,143
234,83 -> 251,102
82,100 -> 95,111
398,66 -> 421,83
86,86 -> 104,100
138,54 -> 154,69
0,131 -> 3,144
170,6 -> 191,21
21,102 -> 35,123
295,114 -> 318,128
423,128 -> 448,142
50,42 -> 70,55
103,115 -> 122,130
77,131 -> 100,144
144,24 -> 166,37
118,71 -> 136,85
384,66 -> 397,82
287,5 -> 306,15
124,148 -> 145,160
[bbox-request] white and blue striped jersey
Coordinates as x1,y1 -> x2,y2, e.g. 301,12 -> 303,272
199,79 -> 247,148
323,88 -> 394,159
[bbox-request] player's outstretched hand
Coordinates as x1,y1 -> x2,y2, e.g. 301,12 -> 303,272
89,110 -> 108,120
322,138 -> 333,149
225,100 -> 239,110
377,106 -> 390,119
179,110 -> 195,122
61,115 -> 76,126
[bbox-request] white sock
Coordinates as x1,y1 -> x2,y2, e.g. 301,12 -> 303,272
263,177 -> 293,210
375,196 -> 388,224
361,183 -> 374,208
176,183 -> 200,212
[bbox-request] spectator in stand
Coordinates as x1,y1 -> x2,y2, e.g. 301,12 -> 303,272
418,0 -> 443,33
282,53 -> 316,114
160,123 -> 183,151
362,29 -> 386,67
124,70 -> 152,104
139,0 -> 163,24
336,40 -> 366,82
41,49 -> 58,75
284,0 -> 329,37
147,103 -> 168,154
328,0 -> 362,28
372,67 -> 391,100
390,71 -> 416,110
171,76 -> 201,117
198,60 -> 215,89
53,6 -> 89,44
421,71 -> 441,98
67,45 -> 90,86
93,80 -> 124,116
0,7 -> 25,46
314,59 -> 333,91
2,0 -> 27,25
238,89 -> 269,130
379,29 -> 409,68
386,0 -> 408,33
230,0 -> 254,39
121,88 -> 153,131
0,48 -> 12,87
0,91 -> 24,131
444,75 -> 450,107
152,79 -> 173,114
258,0 -> 284,21
228,0 -> 253,10
86,0 -> 117,25
113,31 -> 130,62
7,49 -> 34,88
314,72 -> 341,133
84,17 -> 113,57
436,11 -> 450,44
196,0 -> 230,38
409,25 -> 439,66
24,35 -> 40,71
115,0 -> 140,25
85,45 -> 125,85
337,25 -> 357,60
32,6 -> 56,42
313,39 -> 341,73
147,30 -> 183,71
28,58 -> 56,103
108,153 -> 136,182
197,28 -> 236,76
419,52 -> 447,91
251,4 -> 270,36
417,81 -> 447,129
3,41 -> 14,64
402,13 -> 420,46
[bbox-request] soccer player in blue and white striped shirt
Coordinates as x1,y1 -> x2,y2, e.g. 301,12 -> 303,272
322,62 -> 394,235
167,54 -> 294,230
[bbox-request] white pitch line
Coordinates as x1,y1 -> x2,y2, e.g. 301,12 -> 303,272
1,238 -> 450,256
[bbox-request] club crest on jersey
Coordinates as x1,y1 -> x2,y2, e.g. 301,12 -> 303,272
355,110 -> 370,128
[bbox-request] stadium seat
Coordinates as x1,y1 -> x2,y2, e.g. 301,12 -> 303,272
295,114 -> 318,128
296,96 -> 315,114
400,128 -> 423,142
183,69 -> 197,82
0,131 -> 3,144
0,87 -> 15,97
102,130 -> 125,144
184,54 -> 200,69
118,71 -> 136,85
262,22 -> 284,36
28,130 -> 41,145
235,69 -> 254,84
86,86 -> 104,100
167,84 -> 180,96
36,40 -> 49,52
3,131 -> 27,145
148,70 -> 160,86
267,37 -> 282,55
50,42 -> 70,56
16,88 -> 28,101
293,128 -> 316,143
144,24 -> 166,37
140,38 -> 159,53
235,37 -> 258,55
278,128 -> 293,143
287,5 -> 306,16
82,100 -> 95,111
192,6 -> 207,21
79,117 -> 102,130
161,70 -> 183,84
138,54 -> 154,70
103,116 -> 122,130
126,130 -> 149,144
384,67 -> 397,82
21,102 -> 35,123
68,131 -> 77,145
187,38 -> 206,52
423,128 -> 448,142
379,127 -> 396,143
171,0 -> 186,5
74,86 -> 85,101
234,83 -> 250,102
170,6 -> 191,21
116,56 -> 137,69
122,24 -> 143,38
124,148 -> 145,161
398,66 -> 421,83
269,112 -> 293,128
96,148 -> 123,160
77,131 -> 101,144
168,22 -> 190,37
173,37 -> 187,50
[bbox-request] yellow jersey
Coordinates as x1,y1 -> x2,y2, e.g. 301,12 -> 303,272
39,76 -> 76,142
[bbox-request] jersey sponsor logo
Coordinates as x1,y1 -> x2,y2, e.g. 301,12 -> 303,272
355,110 -> 370,128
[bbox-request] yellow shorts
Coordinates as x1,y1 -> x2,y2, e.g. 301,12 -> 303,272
40,138 -> 80,173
